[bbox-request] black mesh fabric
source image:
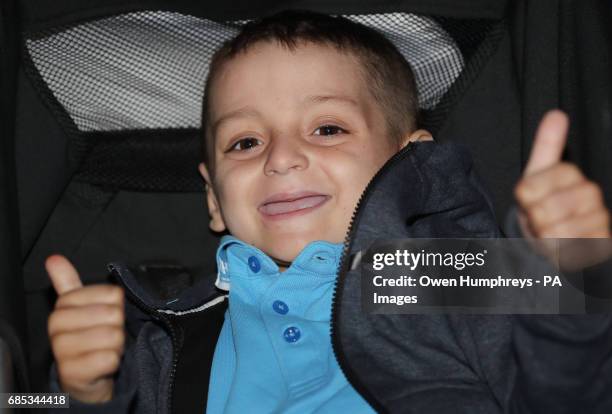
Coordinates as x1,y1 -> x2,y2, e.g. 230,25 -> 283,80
421,18 -> 504,136
75,129 -> 203,192
22,10 -> 501,192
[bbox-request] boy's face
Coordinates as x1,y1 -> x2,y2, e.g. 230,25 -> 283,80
200,41 -> 429,264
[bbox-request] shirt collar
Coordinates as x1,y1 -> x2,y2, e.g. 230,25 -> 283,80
215,235 -> 343,291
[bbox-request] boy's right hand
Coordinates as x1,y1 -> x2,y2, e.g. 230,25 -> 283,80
46,255 -> 125,404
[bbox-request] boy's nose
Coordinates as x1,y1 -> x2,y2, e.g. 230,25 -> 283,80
263,138 -> 309,176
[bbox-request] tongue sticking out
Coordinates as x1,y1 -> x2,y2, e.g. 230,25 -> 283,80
260,195 -> 328,216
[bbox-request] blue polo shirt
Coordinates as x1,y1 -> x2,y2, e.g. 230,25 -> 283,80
206,235 -> 375,413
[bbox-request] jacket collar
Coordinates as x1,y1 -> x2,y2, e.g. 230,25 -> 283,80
108,261 -> 223,313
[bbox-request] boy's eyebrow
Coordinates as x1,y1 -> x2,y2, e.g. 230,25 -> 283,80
212,95 -> 360,135
212,107 -> 260,136
303,94 -> 360,108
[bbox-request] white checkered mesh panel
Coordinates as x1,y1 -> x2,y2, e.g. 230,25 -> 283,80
26,11 -> 463,132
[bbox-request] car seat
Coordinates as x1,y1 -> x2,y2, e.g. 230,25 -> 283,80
0,0 -> 610,399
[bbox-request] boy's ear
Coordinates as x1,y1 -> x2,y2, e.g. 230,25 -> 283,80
198,163 -> 226,233
400,129 -> 434,149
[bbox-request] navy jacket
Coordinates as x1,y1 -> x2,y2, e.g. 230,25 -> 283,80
50,142 -> 612,413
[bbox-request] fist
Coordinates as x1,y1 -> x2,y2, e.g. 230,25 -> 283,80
46,255 -> 125,403
515,110 -> 610,239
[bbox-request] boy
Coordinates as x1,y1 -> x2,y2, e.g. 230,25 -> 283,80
46,10 -> 610,413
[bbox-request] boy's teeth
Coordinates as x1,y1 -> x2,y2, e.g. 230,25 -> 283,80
261,195 -> 327,215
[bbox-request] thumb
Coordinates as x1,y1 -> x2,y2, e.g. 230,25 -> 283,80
523,109 -> 569,176
46,255 -> 83,295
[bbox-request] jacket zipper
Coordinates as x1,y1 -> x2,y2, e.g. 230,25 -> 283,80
108,265 -> 184,414
330,142 -> 416,414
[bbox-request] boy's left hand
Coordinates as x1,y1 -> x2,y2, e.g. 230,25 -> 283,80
514,110 -> 610,239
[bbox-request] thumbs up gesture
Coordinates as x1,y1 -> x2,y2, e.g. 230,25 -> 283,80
46,255 -> 125,403
514,110 -> 610,239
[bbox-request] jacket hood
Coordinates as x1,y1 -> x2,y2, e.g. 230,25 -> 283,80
331,140 -> 502,412
348,140 -> 500,254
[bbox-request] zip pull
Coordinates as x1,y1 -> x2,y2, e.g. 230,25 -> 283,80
349,251 -> 363,271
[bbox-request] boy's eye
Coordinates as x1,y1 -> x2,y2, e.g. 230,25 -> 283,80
228,137 -> 262,152
313,124 -> 347,136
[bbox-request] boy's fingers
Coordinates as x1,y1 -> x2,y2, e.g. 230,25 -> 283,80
46,255 -> 83,296
48,304 -> 125,337
52,325 -> 125,360
524,110 -> 569,176
539,209 -> 611,238
515,162 -> 585,206
58,350 -> 120,388
524,182 -> 603,230
55,285 -> 124,309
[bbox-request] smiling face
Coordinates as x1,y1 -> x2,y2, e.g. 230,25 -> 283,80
200,40 -> 429,264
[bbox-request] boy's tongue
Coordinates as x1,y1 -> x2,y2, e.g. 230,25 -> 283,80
260,195 -> 327,215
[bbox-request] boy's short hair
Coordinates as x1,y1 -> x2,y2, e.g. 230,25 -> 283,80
201,9 -> 420,169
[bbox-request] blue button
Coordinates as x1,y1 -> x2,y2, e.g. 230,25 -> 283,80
248,256 -> 261,273
283,326 -> 301,343
272,300 -> 289,315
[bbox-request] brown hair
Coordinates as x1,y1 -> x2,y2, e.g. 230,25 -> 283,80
201,9 -> 419,169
